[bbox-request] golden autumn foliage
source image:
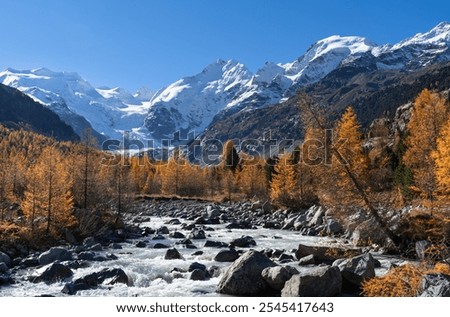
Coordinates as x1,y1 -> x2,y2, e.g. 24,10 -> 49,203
404,89 -> 448,199
432,116 -> 450,195
270,154 -> 298,207
21,147 -> 76,236
238,156 -> 268,199
329,107 -> 369,204
362,262 -> 450,297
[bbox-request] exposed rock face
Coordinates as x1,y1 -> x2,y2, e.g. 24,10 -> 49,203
334,253 -> 376,287
217,251 -> 277,296
281,266 -> 342,297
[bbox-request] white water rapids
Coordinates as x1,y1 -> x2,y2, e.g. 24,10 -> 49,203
0,216 -> 400,297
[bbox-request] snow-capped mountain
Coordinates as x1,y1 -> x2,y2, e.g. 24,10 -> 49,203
145,22 -> 450,143
1,22 -> 450,146
0,68 -> 153,141
144,59 -> 252,140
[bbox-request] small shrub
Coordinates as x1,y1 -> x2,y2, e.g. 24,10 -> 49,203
362,262 -> 450,297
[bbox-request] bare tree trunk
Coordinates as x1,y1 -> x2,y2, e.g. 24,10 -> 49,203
299,95 -> 401,246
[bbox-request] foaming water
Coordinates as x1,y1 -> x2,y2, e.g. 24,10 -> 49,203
0,217 -> 345,297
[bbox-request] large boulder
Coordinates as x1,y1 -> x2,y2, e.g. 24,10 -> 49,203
188,262 -> 206,272
230,236 -> 256,248
217,250 -> 277,296
419,274 -> 450,297
214,249 -> 240,262
0,251 -> 12,268
206,205 -> 221,219
74,268 -> 130,287
261,266 -> 299,291
190,269 -> 208,281
189,228 -> 206,240
295,243 -> 360,263
0,274 -> 14,286
31,263 -> 73,284
0,263 -> 8,273
38,247 -> 72,265
62,268 -> 130,295
334,253 -> 376,287
164,248 -> 183,260
281,266 -> 342,297
326,218 -> 343,234
298,254 -> 315,266
204,240 -> 228,248
308,206 -> 325,227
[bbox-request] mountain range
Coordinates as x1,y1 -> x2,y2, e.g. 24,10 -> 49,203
1,22 -> 450,148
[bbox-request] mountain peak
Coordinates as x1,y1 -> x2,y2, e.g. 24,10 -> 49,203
394,21 -> 450,49
312,35 -> 376,57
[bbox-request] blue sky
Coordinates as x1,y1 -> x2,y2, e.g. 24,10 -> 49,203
0,0 -> 449,92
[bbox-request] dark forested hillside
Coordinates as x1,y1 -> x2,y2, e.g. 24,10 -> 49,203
0,84 -> 79,141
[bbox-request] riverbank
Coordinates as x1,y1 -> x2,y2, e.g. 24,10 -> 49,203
0,199 -> 419,296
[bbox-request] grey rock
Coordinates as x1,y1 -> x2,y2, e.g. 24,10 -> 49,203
204,240 -> 228,248
326,218 -> 343,234
214,249 -> 240,262
77,251 -> 96,261
38,247 -> 73,265
419,273 -> 450,297
0,263 -> 8,273
73,268 -> 130,287
206,205 -> 221,219
89,243 -> 103,251
135,241 -> 146,248
262,201 -> 274,214
217,250 -> 277,296
31,263 -> 73,284
170,231 -> 185,239
230,236 -> 256,248
295,243 -> 360,263
308,206 -> 325,227
151,234 -> 165,240
156,226 -> 169,235
153,243 -> 170,249
82,237 -> 96,247
0,251 -> 12,267
281,266 -> 342,297
261,266 -> 299,291
251,201 -> 262,211
298,254 -> 315,265
335,253 -> 376,287
190,269 -> 207,281
189,262 -> 206,272
415,240 -> 430,260
189,229 -> 206,240
164,248 -> 183,260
